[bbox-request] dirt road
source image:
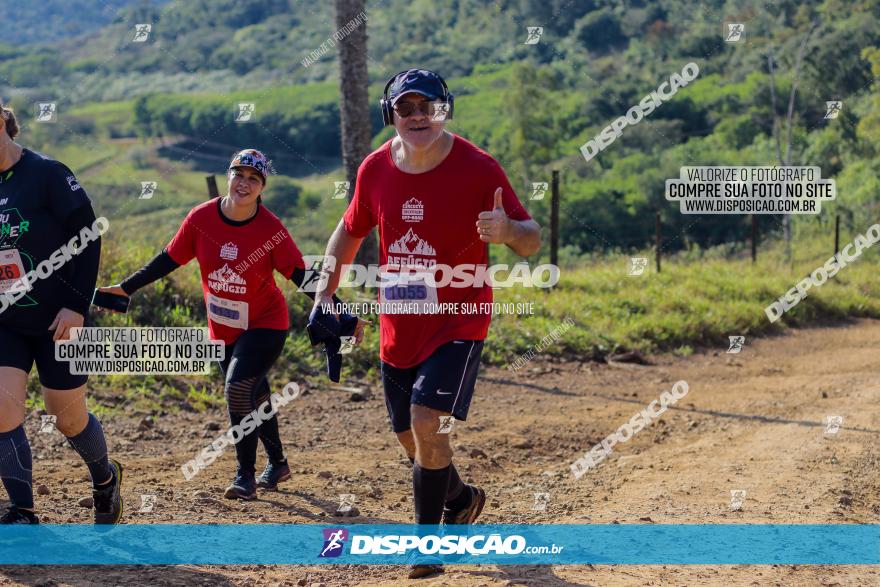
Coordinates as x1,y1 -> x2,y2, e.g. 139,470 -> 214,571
4,319 -> 880,586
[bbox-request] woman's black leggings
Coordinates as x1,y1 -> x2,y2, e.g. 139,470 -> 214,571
217,328 -> 288,476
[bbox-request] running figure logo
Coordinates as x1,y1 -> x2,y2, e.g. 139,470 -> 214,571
533,492 -> 550,511
725,23 -> 744,42
727,336 -> 745,354
437,416 -> 455,434
35,103 -> 57,123
337,494 -> 356,514
333,181 -> 350,200
824,101 -> 842,119
730,489 -> 747,511
299,256 -> 336,293
524,27 -> 543,45
628,257 -> 648,276
825,415 -> 843,435
530,182 -> 548,201
133,24 -> 152,42
39,415 -> 57,434
431,102 -> 450,122
319,528 -> 349,558
139,181 -> 158,200
235,103 -> 256,123
138,494 -> 157,513
339,336 -> 356,355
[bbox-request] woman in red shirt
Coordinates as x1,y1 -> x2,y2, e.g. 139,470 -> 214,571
101,149 -> 359,499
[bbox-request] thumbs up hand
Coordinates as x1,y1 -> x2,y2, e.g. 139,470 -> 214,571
476,187 -> 512,244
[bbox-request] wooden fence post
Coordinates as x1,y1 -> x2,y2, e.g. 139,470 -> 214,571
751,215 -> 757,263
834,214 -> 840,256
206,175 -> 219,199
655,212 -> 661,273
550,170 -> 559,270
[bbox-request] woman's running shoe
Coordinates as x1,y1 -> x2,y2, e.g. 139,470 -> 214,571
224,470 -> 257,500
257,460 -> 291,490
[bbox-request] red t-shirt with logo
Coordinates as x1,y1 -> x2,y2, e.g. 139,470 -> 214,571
166,199 -> 305,345
343,134 -> 532,369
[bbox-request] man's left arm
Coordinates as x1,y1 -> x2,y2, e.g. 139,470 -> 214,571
476,187 -> 541,257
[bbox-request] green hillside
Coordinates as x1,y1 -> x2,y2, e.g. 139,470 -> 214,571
0,0 -> 163,45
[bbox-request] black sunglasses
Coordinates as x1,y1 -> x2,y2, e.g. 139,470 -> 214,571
393,100 -> 448,119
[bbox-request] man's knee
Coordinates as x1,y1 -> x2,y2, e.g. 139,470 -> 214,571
396,429 -> 416,459
410,406 -> 452,458
411,406 -> 444,437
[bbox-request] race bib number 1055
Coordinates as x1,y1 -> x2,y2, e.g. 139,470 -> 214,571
379,272 -> 438,314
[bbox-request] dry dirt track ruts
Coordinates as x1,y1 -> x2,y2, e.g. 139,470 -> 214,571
3,319 -> 880,586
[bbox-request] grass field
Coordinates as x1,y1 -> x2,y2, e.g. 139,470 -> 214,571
67,219 -> 880,418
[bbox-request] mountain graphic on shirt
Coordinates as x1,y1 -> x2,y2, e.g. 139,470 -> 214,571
388,228 -> 436,256
208,264 -> 246,285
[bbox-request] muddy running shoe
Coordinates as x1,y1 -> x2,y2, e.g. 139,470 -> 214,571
224,470 -> 257,500
408,562 -> 444,579
0,506 -> 39,524
406,552 -> 444,579
257,460 -> 291,490
442,485 -> 486,525
93,459 -> 124,524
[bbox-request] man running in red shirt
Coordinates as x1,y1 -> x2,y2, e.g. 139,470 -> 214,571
313,69 -> 540,578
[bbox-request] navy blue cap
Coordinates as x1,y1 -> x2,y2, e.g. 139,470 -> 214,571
388,69 -> 447,105
307,305 -> 359,383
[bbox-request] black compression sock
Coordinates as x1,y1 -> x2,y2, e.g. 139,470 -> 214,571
413,463 -> 451,525
445,464 -> 471,511
256,395 -> 285,463
0,426 -> 33,509
65,414 -> 113,489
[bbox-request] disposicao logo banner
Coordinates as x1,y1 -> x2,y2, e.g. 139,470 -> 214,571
1,524 -> 879,565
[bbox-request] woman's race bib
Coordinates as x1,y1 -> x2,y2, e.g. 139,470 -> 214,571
206,293 -> 249,330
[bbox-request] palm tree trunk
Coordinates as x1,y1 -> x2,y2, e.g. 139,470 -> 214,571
334,0 -> 376,266
767,23 -> 816,264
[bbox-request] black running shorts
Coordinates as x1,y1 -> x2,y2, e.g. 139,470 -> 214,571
0,326 -> 88,390
381,339 -> 484,433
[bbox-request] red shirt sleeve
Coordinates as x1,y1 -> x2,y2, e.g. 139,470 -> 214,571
342,164 -> 378,238
487,160 -> 532,222
165,211 -> 197,265
271,225 -> 306,278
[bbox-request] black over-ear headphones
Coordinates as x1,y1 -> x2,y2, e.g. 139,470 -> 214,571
380,70 -> 455,126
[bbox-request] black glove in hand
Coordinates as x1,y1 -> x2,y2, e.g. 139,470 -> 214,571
307,305 -> 359,382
